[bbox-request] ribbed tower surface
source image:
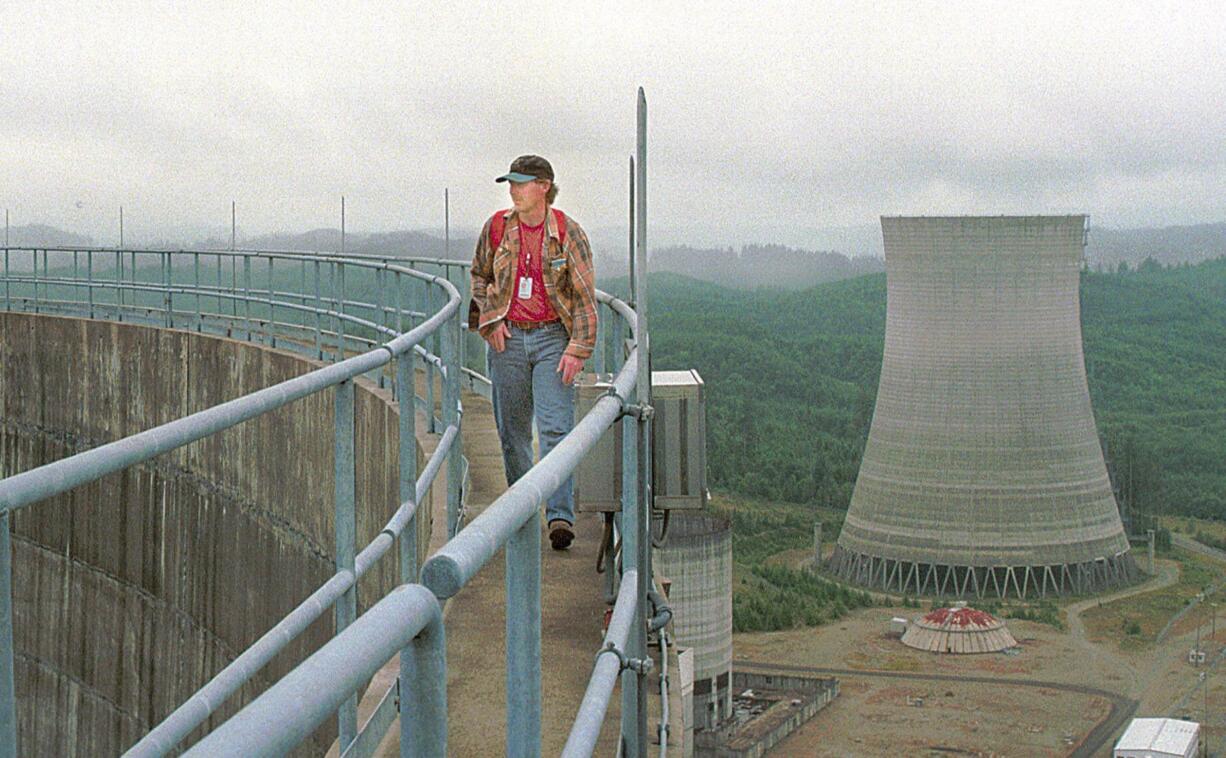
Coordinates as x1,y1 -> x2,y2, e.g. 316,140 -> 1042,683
831,216 -> 1134,599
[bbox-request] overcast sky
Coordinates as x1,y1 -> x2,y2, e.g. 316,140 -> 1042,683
3,1 -> 1225,246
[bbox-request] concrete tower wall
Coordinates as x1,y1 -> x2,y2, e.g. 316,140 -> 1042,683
0,313 -> 427,755
655,513 -> 732,731
833,216 -> 1132,598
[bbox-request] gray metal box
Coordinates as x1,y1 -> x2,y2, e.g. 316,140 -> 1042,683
574,370 -> 707,512
651,370 -> 707,510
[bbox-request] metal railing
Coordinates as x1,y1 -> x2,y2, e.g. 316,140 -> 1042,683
0,89 -> 656,758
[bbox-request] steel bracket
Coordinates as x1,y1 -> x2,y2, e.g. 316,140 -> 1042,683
596,641 -> 654,674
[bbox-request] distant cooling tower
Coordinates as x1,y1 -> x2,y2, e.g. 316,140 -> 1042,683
831,216 -> 1135,599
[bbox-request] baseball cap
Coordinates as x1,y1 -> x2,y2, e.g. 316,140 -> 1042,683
495,155 -> 554,183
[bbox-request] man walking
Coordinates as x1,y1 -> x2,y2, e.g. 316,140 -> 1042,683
470,155 -> 598,549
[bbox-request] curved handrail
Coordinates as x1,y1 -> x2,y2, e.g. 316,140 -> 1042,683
0,242 -> 651,757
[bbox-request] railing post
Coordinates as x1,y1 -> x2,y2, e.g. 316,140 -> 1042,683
397,353 -> 418,585
0,512 -> 17,758
243,255 -> 252,342
32,250 -> 40,315
267,257 -> 276,347
425,284 -> 437,432
622,85 -> 653,758
618,384 -> 640,756
505,517 -> 541,757
164,252 -> 173,328
401,611 -> 447,758
336,260 -> 347,361
334,379 -> 358,750
314,259 -> 323,360
443,309 -> 462,537
115,249 -> 122,321
194,253 -> 202,333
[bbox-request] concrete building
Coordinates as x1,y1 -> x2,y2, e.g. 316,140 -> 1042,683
1114,718 -> 1200,758
901,607 -> 1017,654
832,216 -> 1135,598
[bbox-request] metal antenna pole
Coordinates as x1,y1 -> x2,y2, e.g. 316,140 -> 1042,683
231,200 -> 236,251
628,85 -> 652,758
341,196 -> 346,255
444,188 -> 450,259
628,157 -> 635,294
4,209 -> 8,247
119,206 -> 124,248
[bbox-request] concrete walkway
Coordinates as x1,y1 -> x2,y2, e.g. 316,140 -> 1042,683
355,386 -> 629,755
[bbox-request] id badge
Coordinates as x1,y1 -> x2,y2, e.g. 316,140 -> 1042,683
517,277 -> 533,299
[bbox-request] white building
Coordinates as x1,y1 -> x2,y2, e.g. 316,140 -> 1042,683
1114,718 -> 1200,758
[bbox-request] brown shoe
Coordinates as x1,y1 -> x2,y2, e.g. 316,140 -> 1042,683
549,520 -> 574,551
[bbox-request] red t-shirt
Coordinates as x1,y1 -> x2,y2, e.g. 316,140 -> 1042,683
506,220 -> 559,323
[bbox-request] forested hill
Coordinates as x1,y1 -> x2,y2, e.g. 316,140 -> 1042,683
646,257 -> 1226,521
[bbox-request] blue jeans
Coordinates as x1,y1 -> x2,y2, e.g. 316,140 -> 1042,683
488,321 -> 575,525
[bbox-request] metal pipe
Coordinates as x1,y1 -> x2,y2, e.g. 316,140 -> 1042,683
334,379 -> 358,750
398,352 -> 419,585
184,584 -> 444,757
420,349 -> 638,599
561,570 -> 639,757
627,84 -> 653,758
128,424 -> 453,756
506,517 -> 542,756
0,349 -> 386,515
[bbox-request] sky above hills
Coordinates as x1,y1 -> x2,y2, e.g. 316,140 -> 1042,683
4,2 -> 1225,247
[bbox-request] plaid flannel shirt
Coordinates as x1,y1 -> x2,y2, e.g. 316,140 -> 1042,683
470,207 -> 598,360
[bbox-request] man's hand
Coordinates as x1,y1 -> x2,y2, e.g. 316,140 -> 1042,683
485,322 -> 511,352
557,354 -> 584,385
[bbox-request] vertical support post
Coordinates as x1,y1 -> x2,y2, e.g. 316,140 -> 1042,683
334,379 -> 358,750
618,381 -> 640,755
314,260 -> 323,359
397,353 -> 418,584
164,252 -> 173,328
0,511 -> 18,758
401,613 -> 447,758
630,85 -> 653,757
194,252 -> 202,332
243,255 -> 252,342
444,312 -> 462,537
4,247 -> 9,313
231,200 -> 236,251
86,251 -> 93,319
116,248 -> 123,321
617,140 -> 647,750
376,268 -> 387,388
1148,529 -> 1156,575
337,261 -> 347,361
505,518 -> 541,757
267,257 -> 276,347
425,285 -> 437,433
72,251 -> 79,312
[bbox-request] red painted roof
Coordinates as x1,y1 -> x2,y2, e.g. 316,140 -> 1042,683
921,607 -> 999,628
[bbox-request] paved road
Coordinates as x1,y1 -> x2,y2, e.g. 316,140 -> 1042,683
738,660 -> 1137,758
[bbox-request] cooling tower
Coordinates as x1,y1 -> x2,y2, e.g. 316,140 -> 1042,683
655,514 -> 732,731
831,216 -> 1134,599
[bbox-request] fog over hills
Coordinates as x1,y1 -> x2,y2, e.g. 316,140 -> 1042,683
8,220 -> 1226,288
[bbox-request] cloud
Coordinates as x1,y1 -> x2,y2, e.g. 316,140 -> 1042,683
3,1 -> 1226,241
